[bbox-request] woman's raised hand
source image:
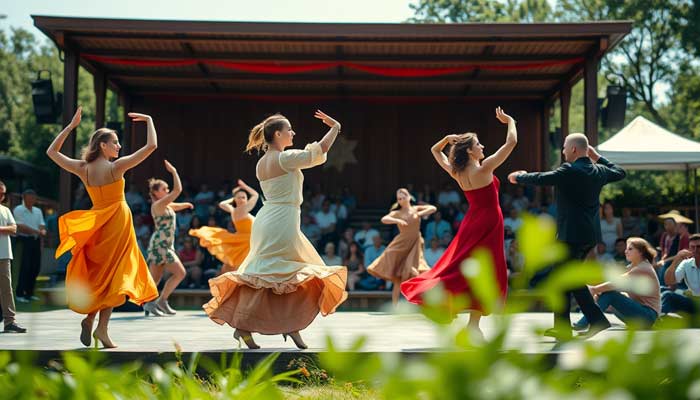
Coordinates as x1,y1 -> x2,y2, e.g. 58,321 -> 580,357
495,107 -> 514,124
127,112 -> 152,123
314,110 -> 340,128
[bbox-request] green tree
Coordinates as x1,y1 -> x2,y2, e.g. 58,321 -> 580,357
557,0 -> 692,126
0,25 -> 97,198
409,0 -> 553,22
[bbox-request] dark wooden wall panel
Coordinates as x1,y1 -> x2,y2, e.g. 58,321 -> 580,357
127,97 -> 545,207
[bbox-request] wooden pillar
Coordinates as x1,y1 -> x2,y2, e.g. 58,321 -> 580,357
94,70 -> 106,129
59,46 -> 79,214
584,55 -> 599,146
542,101 -> 550,170
560,84 -> 571,162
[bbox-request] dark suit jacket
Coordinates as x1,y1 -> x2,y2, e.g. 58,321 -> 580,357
516,156 -> 626,245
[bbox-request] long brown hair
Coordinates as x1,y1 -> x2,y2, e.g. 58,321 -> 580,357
448,133 -> 477,175
81,128 -> 117,163
626,237 -> 657,264
245,114 -> 288,154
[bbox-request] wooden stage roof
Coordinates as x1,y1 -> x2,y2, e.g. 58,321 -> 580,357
32,16 -> 631,100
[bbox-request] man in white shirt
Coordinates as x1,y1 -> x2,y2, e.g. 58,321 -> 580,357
13,189 -> 46,303
354,221 -> 379,250
0,182 -> 26,332
662,233 -> 700,316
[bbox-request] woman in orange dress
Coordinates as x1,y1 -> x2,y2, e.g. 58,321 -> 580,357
47,107 -> 159,349
367,188 -> 436,306
189,179 -> 258,274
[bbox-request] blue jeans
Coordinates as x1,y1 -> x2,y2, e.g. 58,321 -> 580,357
661,291 -> 697,314
575,291 -> 657,328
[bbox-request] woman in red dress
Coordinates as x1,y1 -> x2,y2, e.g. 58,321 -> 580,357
401,107 -> 517,337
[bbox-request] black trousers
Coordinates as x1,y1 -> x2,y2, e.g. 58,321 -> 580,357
16,236 -> 41,298
555,242 -> 608,328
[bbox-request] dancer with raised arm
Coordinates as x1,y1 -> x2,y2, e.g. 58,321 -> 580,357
203,110 -> 347,349
47,107 -> 159,348
143,160 -> 193,316
190,179 -> 258,274
401,107 -> 517,337
508,133 -> 625,340
367,188 -> 435,306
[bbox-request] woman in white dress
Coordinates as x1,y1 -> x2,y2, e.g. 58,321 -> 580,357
203,110 -> 348,349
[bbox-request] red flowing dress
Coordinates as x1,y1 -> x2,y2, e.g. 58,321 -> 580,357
400,176 -> 508,314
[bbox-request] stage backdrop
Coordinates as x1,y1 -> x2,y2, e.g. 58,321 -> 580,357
128,97 -> 545,207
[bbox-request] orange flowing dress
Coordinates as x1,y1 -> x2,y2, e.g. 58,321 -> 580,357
189,216 -> 253,271
56,179 -> 158,314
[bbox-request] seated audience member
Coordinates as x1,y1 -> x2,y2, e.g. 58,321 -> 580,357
179,238 -> 203,288
321,242 -> 342,266
315,200 -> 338,248
656,211 -> 692,285
355,221 -> 380,250
437,183 -> 460,208
337,228 -> 355,260
424,211 -> 451,245
595,242 -> 615,263
344,242 -> 365,291
503,208 -> 523,233
424,238 -> 445,267
300,213 -> 321,248
613,238 -> 627,264
621,207 -> 642,238
574,237 -> 661,330
661,234 -> 700,318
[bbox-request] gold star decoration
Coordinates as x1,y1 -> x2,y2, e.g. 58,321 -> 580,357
323,135 -> 358,173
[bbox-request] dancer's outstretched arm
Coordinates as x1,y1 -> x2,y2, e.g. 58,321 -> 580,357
314,110 -> 341,153
481,107 -> 517,172
46,106 -> 85,176
170,202 -> 194,212
113,112 -> 158,175
381,211 -> 408,227
416,205 -> 437,218
236,179 -> 259,213
152,160 -> 183,211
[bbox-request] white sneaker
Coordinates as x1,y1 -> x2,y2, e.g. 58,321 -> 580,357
16,297 -> 29,303
29,296 -> 40,301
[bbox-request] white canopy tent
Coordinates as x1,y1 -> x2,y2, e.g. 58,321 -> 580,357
597,116 -> 700,228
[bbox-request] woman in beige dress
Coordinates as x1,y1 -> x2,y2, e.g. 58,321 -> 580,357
203,110 -> 348,349
367,188 -> 436,306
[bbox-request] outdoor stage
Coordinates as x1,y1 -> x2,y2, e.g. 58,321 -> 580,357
1,310 -> 696,369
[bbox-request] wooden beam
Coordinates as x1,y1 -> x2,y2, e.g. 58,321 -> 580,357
79,48 -> 583,63
120,94 -> 132,156
109,70 -> 562,84
69,34 -> 599,45
124,86 -> 548,99
560,82 -> 571,162
94,70 -> 106,129
542,101 -> 550,170
584,51 -> 599,146
59,47 -> 79,214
